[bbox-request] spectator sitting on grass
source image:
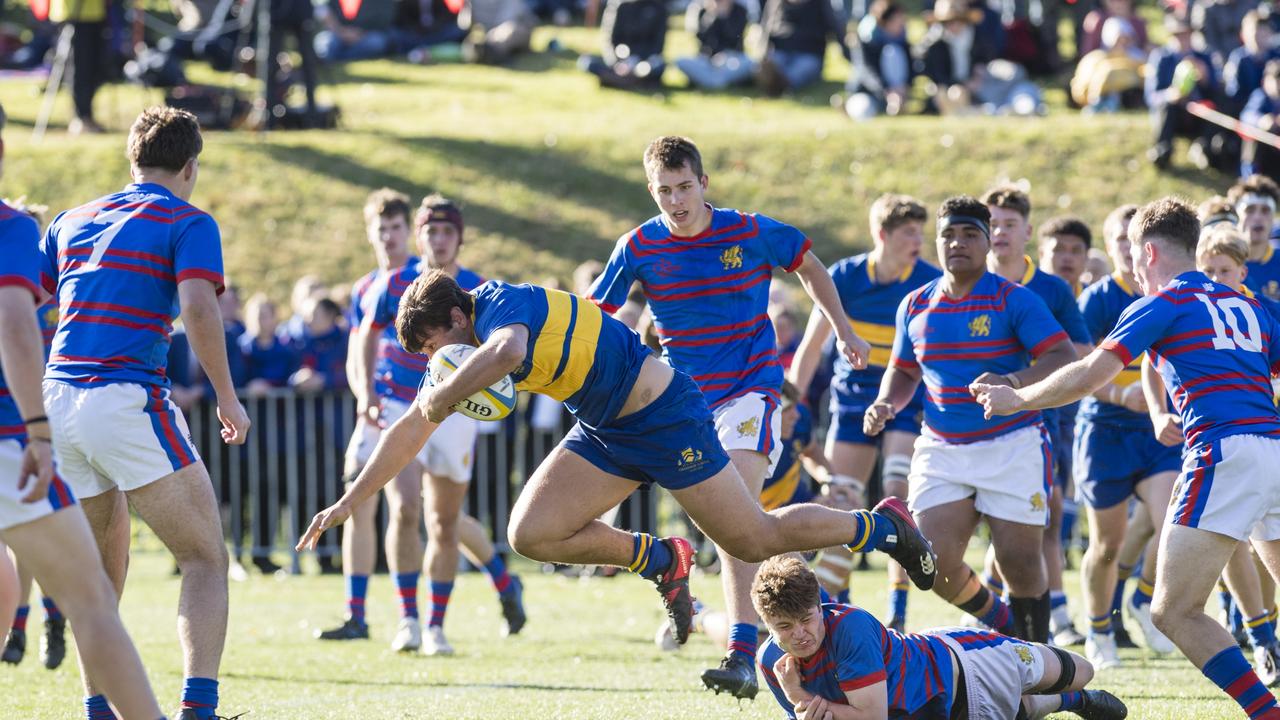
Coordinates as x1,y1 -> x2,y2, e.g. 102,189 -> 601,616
1080,0 -> 1148,56
1224,10 -> 1279,114
675,0 -> 753,91
578,0 -> 667,90
845,0 -> 912,118
314,0 -> 399,61
398,0 -> 467,63
459,0 -> 539,64
1070,16 -> 1146,112
755,0 -> 851,97
1242,60 -> 1280,181
1145,11 -> 1218,169
918,0 -> 1042,115
1191,0 -> 1257,67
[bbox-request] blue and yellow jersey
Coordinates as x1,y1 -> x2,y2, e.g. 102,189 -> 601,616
759,404 -> 814,511
472,281 -> 651,429
1246,245 -> 1280,302
1077,273 -> 1149,430
828,253 -> 941,394
1018,259 -> 1090,432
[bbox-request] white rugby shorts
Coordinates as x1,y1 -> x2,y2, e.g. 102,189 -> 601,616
908,424 -> 1052,527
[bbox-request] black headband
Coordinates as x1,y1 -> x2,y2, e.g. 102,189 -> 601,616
938,213 -> 990,238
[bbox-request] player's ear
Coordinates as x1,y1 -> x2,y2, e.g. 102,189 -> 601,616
451,305 -> 467,330
700,174 -> 709,192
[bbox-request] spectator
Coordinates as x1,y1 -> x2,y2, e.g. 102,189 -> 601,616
314,0 -> 399,61
1145,12 -> 1219,169
1080,0 -> 1148,56
460,0 -> 539,64
1070,16 -> 1146,112
675,0 -> 753,90
1224,10 -> 1278,113
263,0 -> 320,129
1192,0 -> 1257,65
572,259 -> 604,296
1242,59 -> 1280,181
771,304 -> 801,369
578,0 -> 667,90
756,0 -> 851,96
1198,194 -> 1241,230
52,0 -> 109,133
240,293 -> 298,397
845,0 -> 911,118
284,274 -> 326,341
290,297 -> 349,393
398,0 -> 467,62
918,0 -> 1042,115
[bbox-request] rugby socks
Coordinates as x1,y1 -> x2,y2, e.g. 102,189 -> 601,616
428,581 -> 453,628
11,605 -> 28,632
482,554 -> 515,597
846,510 -> 895,553
346,574 -> 369,625
1111,562 -> 1134,626
41,596 -> 62,622
957,583 -> 1015,636
983,573 -> 1005,597
1248,612 -> 1277,650
628,533 -> 672,580
1050,590 -> 1072,629
396,572 -> 420,620
1058,691 -> 1084,711
1130,578 -> 1155,608
888,581 -> 910,626
1202,646 -> 1280,718
1089,614 -> 1113,637
728,623 -> 758,662
1219,580 -> 1234,618
85,694 -> 116,720
179,677 -> 218,719
1010,592 -> 1051,643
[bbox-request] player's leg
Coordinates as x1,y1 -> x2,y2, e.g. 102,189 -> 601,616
2,547 -> 30,664
1224,541 -> 1280,684
420,470 -> 468,655
987,516 -> 1049,642
383,461 -> 424,641
1043,480 -> 1076,644
1079,501 -> 1128,668
318,422 -> 380,640
4,509 -> 165,720
126,463 -> 230,719
816,436 -> 878,603
37,581 -> 66,670
879,430 -> 916,630
456,514 -> 525,636
73,489 -> 132,705
1111,504 -> 1153,648
1018,643 -> 1127,719
1128,470 -> 1178,654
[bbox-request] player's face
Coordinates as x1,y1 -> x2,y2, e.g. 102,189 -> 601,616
423,221 -> 462,269
882,221 -> 924,267
937,224 -> 990,277
763,606 -> 826,660
370,214 -> 411,267
1129,237 -> 1156,294
1239,203 -> 1274,249
780,402 -> 799,438
1039,234 -> 1088,288
416,308 -> 476,357
987,206 -> 1030,262
1200,254 -> 1248,290
1107,228 -> 1134,275
648,164 -> 709,234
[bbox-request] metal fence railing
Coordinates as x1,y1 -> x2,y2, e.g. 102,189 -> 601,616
183,390 -> 659,573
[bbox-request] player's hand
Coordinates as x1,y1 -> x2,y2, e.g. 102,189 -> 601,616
1153,412 -> 1184,447
971,371 -> 1013,389
969,382 -> 1023,418
836,328 -> 871,371
217,397 -> 251,445
797,695 -> 833,720
823,474 -> 866,509
421,389 -> 454,424
1120,384 -> 1149,414
296,500 -> 354,552
774,654 -> 805,700
18,439 -> 53,503
863,400 -> 895,437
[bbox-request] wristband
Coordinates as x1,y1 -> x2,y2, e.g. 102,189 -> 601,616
1004,373 -> 1022,389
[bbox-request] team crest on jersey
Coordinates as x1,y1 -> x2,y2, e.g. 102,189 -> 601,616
653,257 -> 681,278
1015,645 -> 1034,666
968,314 -> 991,337
678,447 -> 709,472
720,245 -> 743,270
42,306 -> 59,327
1029,492 -> 1045,512
737,417 -> 759,438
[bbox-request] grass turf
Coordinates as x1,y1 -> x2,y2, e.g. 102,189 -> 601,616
0,549 -> 1250,718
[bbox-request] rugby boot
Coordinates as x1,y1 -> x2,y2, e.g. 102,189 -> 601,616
1075,689 -> 1129,719
500,575 -> 527,636
177,710 -> 247,719
41,618 -> 66,669
871,498 -> 937,591
315,617 -> 369,640
1,628 -> 24,664
701,653 -> 759,700
651,537 -> 695,645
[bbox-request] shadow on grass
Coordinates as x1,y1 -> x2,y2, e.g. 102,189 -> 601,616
223,671 -> 686,693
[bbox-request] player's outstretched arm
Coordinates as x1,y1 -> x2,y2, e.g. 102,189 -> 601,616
179,278 -> 251,444
1141,355 -> 1184,446
0,286 -> 53,501
787,306 -> 833,396
423,324 -> 529,422
792,251 -> 871,371
971,347 -> 1126,418
864,364 -> 922,437
296,405 -> 438,551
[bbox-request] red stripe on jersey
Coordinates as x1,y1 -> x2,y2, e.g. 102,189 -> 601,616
838,671 -> 886,691
928,413 -> 1037,441
50,353 -> 143,367
60,246 -> 172,268
644,268 -> 772,302
658,313 -> 770,338
918,348 -> 1022,362
0,276 -> 40,300
593,299 -> 621,314
915,337 -> 1018,351
1098,339 -> 1133,365
891,357 -> 919,370
644,264 -> 771,292
176,268 -> 225,290
63,312 -> 168,334
785,237 -> 813,273
61,259 -> 175,283
1030,331 -> 1068,358
65,301 -> 169,321
661,325 -> 764,348
709,384 -> 783,409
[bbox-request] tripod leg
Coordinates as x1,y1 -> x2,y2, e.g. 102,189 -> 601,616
33,24 -> 75,143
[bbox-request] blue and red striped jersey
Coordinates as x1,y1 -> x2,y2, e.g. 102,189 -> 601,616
587,206 -> 810,409
351,262 -> 409,401
370,260 -> 484,403
828,253 -> 941,398
758,604 -> 954,719
39,183 -> 223,389
892,272 -> 1068,444
1100,271 -> 1280,449
1077,273 -> 1150,430
0,202 -> 44,440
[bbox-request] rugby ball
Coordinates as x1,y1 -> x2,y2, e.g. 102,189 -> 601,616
427,344 -> 518,421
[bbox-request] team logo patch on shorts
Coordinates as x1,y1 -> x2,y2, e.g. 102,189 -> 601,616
720,245 -> 743,270
1015,645 -> 1035,666
1029,492 -> 1045,512
678,447 -> 710,473
968,314 -> 991,337
736,417 -> 760,438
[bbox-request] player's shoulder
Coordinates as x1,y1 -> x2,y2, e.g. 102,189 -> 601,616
352,268 -> 381,295
757,634 -> 785,670
829,253 -> 869,283
1031,268 -> 1074,298
0,203 -> 39,242
455,266 -> 486,292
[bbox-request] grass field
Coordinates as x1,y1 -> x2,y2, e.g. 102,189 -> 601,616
0,547 -> 1252,718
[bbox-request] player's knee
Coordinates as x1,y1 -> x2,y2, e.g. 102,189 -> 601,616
426,512 -> 460,542
391,497 -> 422,526
716,534 -> 769,563
506,522 -> 546,561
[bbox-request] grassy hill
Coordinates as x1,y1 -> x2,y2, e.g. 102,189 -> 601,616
0,24 -> 1232,303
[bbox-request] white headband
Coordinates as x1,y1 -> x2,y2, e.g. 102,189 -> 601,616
1237,192 -> 1277,215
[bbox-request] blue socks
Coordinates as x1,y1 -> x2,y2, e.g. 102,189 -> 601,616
728,623 -> 758,662
846,510 -> 895,553
346,574 -> 368,624
428,581 -> 453,628
1248,612 -> 1278,650
85,695 -> 116,720
483,554 -> 515,596
1058,691 -> 1084,711
179,677 -> 218,719
1203,646 -> 1280,718
42,596 -> 62,622
889,582 -> 909,625
395,572 -> 420,620
1131,578 -> 1155,608
628,533 -> 672,580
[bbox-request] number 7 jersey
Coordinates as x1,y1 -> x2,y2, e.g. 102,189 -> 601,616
1099,271 -> 1280,449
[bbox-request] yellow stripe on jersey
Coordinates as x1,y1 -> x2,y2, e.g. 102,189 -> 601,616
1114,362 -> 1142,388
850,319 -> 896,367
518,289 -> 604,401
760,465 -> 801,512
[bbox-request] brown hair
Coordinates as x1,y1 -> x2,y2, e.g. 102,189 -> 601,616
363,188 -> 412,226
1038,216 -> 1092,247
127,106 -> 203,172
395,269 -> 475,353
1130,197 -> 1200,257
1103,204 -> 1139,244
1198,226 -> 1250,268
644,136 -> 704,181
1228,175 -> 1280,205
751,556 -> 822,622
870,193 -> 927,237
415,192 -> 465,240
981,185 -> 1032,220
1198,195 -> 1239,228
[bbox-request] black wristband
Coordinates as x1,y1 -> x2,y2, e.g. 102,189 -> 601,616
22,415 -> 48,426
